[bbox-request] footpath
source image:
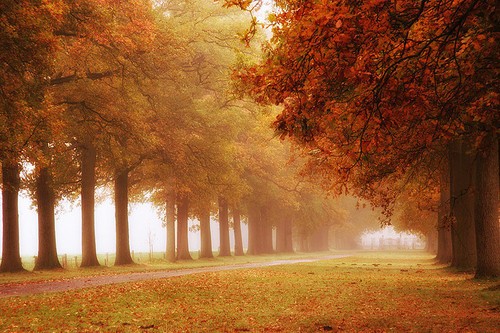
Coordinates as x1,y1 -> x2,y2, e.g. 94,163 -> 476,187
0,254 -> 349,298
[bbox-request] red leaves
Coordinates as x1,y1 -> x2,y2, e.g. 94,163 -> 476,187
231,0 -> 499,210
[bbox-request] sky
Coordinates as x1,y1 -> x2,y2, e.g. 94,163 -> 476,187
0,193 -> 248,257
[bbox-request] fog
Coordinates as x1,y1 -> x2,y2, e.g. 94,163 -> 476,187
0,193 -> 248,257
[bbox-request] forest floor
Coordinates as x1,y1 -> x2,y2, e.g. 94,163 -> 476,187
0,251 -> 498,332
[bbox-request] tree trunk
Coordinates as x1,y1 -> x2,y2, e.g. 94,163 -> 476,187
308,225 -> 330,252
114,169 -> 133,265
0,160 -> 24,272
449,140 -> 477,270
474,131 -> 500,278
437,160 -> 453,263
298,233 -> 309,252
218,197 -> 231,256
247,204 -> 261,255
260,207 -> 274,254
425,230 -> 438,254
80,143 -> 100,267
34,164 -> 62,270
199,204 -> 213,258
276,216 -> 293,253
232,208 -> 244,256
165,188 -> 176,262
176,196 -> 192,260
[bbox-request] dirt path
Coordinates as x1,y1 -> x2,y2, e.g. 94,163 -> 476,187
0,254 -> 349,298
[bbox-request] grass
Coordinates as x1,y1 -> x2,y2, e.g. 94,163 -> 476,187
0,251 -> 498,332
0,251 -> 343,285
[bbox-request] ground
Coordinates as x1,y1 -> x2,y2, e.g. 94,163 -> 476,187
0,251 -> 498,332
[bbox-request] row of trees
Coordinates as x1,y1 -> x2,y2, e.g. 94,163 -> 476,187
227,0 -> 499,277
0,0 -> 376,272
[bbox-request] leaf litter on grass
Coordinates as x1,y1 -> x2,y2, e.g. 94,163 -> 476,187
0,251 -> 498,332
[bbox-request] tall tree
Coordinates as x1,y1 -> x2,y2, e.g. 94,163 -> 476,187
449,140 -> 477,270
176,195 -> 192,260
0,0 -> 64,273
437,158 -> 453,263
114,168 -> 134,265
218,197 -> 231,256
80,142 -> 100,267
33,143 -> 62,270
473,131 -> 500,277
198,202 -> 214,259
0,162 -> 23,272
232,207 -> 245,256
228,0 -> 499,276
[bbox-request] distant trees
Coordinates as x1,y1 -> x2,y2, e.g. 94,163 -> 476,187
4,0 -> 492,279
227,0 -> 499,277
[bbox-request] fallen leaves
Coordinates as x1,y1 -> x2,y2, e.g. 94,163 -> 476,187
0,252 -> 498,332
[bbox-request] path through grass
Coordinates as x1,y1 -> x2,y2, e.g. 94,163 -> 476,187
0,251 -> 498,332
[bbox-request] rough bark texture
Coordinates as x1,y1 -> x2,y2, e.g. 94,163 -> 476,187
449,140 -> 477,270
474,131 -> 500,278
114,169 -> 133,265
232,208 -> 244,256
247,204 -> 261,255
80,144 -> 100,267
218,197 -> 231,256
276,216 -> 294,253
34,165 -> 62,270
0,161 -> 24,272
199,204 -> 213,259
437,160 -> 453,263
176,196 -> 192,260
165,189 -> 176,262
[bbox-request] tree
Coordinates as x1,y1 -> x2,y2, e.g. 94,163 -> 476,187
198,202 -> 214,259
228,0 -> 499,276
218,197 -> 231,256
473,131 -> 499,277
176,195 -> 192,260
0,0 -> 65,272
33,143 -> 62,270
232,207 -> 245,256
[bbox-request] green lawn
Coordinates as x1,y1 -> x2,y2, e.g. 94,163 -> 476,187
0,251 -> 498,332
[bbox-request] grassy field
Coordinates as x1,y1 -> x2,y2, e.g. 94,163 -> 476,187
0,251 -> 340,285
0,251 -> 498,332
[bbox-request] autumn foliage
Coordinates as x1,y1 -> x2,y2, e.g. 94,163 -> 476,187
228,0 -> 499,276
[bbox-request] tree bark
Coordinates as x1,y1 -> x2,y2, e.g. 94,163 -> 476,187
247,203 -> 261,255
165,188 -> 176,262
176,196 -> 192,260
276,216 -> 294,253
474,131 -> 500,278
308,225 -> 330,252
199,204 -> 213,258
0,160 -> 24,272
114,169 -> 133,265
298,233 -> 309,252
437,160 -> 453,263
425,230 -> 438,254
449,140 -> 477,270
34,164 -> 61,270
80,143 -> 100,267
232,208 -> 244,256
260,207 -> 274,254
218,196 -> 231,256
